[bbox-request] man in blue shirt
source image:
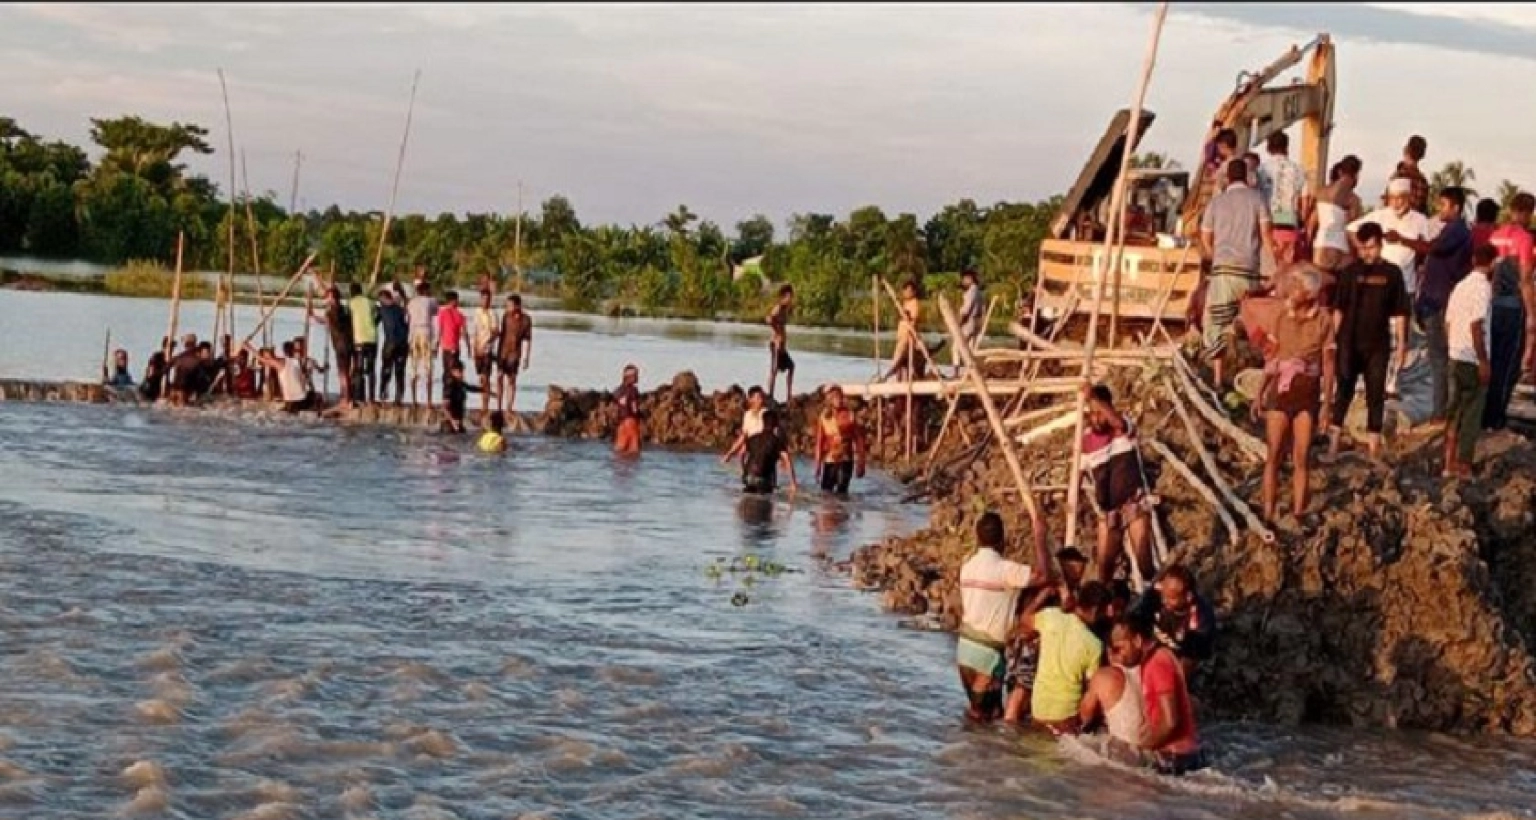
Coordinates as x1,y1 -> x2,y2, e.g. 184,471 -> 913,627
1397,186 -> 1472,421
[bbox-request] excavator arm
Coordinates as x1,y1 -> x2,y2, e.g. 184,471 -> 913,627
1180,34 -> 1336,236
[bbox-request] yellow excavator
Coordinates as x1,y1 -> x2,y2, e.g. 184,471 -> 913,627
1031,34 -> 1336,332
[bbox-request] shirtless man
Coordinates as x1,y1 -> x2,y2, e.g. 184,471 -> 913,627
766,285 -> 795,402
613,364 -> 643,456
497,293 -> 534,412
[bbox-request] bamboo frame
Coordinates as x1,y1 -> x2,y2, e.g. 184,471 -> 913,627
1149,439 -> 1239,549
1065,1 -> 1169,549
1164,377 -> 1275,543
368,69 -> 422,290
239,149 -> 268,347
938,295 -> 1042,525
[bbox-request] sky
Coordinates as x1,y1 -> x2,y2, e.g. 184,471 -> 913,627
5,2 -> 1536,231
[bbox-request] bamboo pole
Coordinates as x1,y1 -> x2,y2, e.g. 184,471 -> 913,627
217,68 -> 240,346
873,274 -> 883,461
905,334 -> 914,460
239,149 -> 268,347
1148,439 -> 1239,549
1171,351 -> 1267,461
514,180 -> 524,291
239,254 -> 319,348
368,69 -> 422,290
288,150 -> 303,215
938,295 -> 1042,526
1164,377 -> 1275,543
1065,0 -> 1169,550
162,232 -> 186,397
101,328 -> 111,383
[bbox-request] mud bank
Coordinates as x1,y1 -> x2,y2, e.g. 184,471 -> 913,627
850,362 -> 1536,736
1,374 -> 948,461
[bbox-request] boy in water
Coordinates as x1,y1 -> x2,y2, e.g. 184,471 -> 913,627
441,359 -> 488,434
813,385 -> 867,495
613,364 -> 643,456
741,408 -> 798,495
766,285 -> 796,401
478,410 -> 509,453
721,385 -> 768,471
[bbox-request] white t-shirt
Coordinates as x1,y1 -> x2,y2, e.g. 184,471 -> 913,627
1446,272 -> 1492,365
277,359 -> 307,402
741,407 -> 765,438
472,307 -> 497,355
958,547 -> 1033,644
1258,155 -> 1308,227
1348,207 -> 1432,294
407,296 -> 438,336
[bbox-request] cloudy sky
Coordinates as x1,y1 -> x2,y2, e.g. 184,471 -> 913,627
5,2 -> 1535,230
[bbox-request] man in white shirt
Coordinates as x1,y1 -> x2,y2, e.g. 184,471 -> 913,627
956,510 -> 1050,721
1442,244 -> 1496,479
1348,177 -> 1433,395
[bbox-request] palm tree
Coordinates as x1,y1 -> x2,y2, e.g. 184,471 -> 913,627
1497,179 -> 1523,216
1429,161 -> 1478,201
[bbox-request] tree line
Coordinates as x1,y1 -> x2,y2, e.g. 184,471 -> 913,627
3,114 -> 1518,326
0,114 -> 1069,324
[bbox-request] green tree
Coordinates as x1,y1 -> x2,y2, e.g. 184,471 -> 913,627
732,214 -> 774,261
1429,161 -> 1478,201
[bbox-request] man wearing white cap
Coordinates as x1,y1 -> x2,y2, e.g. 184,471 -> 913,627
1348,176 -> 1432,396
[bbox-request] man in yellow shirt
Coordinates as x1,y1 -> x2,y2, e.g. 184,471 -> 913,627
1028,581 -> 1110,734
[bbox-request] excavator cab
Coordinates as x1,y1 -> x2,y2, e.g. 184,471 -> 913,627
1031,34 -> 1335,335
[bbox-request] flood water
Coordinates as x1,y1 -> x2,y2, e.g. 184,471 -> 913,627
2,291 -> 1536,818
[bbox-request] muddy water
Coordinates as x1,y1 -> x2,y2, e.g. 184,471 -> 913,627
4,405 -> 1536,819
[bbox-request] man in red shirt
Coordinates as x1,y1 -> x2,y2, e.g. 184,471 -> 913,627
1114,614 -> 1206,775
436,290 -> 469,390
1487,192 -> 1536,428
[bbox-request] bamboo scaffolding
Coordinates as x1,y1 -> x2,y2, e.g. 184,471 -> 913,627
836,378 -> 1080,399
1164,377 -> 1275,543
100,328 -> 111,383
872,274 -> 883,461
239,254 -> 319,348
1148,439 -> 1239,549
161,232 -> 185,397
368,69 -> 422,290
1065,1 -> 1169,550
1015,411 -> 1078,449
938,295 -> 1042,525
1170,351 -> 1267,461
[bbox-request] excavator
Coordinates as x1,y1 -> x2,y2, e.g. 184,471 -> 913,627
1030,34 -> 1336,332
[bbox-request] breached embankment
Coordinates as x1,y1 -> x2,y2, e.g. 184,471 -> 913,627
848,360 -> 1536,736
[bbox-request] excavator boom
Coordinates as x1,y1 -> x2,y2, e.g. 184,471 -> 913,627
1180,34 -> 1335,234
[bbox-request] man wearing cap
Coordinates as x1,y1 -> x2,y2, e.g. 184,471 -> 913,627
1348,177 -> 1433,397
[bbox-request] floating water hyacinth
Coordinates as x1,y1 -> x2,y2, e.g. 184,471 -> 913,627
705,555 -> 798,606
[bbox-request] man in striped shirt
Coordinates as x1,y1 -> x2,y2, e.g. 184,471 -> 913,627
1080,383 -> 1154,586
957,510 -> 1050,722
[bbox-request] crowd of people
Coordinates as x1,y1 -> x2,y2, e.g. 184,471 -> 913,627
1196,131 -> 1534,518
958,508 -> 1213,775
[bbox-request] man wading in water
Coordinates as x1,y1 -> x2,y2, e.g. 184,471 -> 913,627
1114,613 -> 1206,775
613,364 -> 643,456
813,385 -> 867,496
721,386 -> 768,471
766,285 -> 795,402
741,408 -> 798,496
956,510 -> 1050,722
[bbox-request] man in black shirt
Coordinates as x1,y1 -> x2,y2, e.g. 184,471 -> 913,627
742,409 -> 798,495
1328,222 -> 1411,461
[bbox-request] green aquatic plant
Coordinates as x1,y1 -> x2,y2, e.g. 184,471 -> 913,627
704,554 -> 799,607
